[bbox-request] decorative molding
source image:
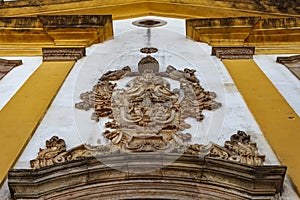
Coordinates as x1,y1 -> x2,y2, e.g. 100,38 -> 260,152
140,47 -> 158,54
276,55 -> 300,80
0,15 -> 113,56
185,131 -> 265,166
75,56 -> 221,153
29,131 -> 265,170
0,58 -> 22,80
0,58 -> 22,67
212,47 -> 255,59
9,145 -> 285,199
277,55 -> 300,64
138,55 -> 159,73
1,0 -> 299,20
187,17 -> 300,54
42,47 -> 86,61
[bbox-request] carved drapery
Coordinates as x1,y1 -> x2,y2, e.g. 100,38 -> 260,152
75,55 -> 221,153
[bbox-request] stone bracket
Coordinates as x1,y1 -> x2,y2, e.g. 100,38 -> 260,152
212,47 -> 255,59
42,47 -> 86,62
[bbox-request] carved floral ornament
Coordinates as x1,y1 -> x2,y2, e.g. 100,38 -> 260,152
30,54 -> 266,169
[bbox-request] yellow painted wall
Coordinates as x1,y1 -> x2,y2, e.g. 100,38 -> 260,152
223,59 -> 300,193
0,61 -> 75,186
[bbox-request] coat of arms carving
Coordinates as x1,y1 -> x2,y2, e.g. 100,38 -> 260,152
75,54 -> 222,153
30,52 -> 266,169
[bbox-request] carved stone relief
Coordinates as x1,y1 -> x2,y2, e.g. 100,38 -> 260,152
30,131 -> 265,169
21,51 -> 286,200
30,136 -> 120,169
184,131 -> 265,166
31,52 -> 266,168
75,55 -> 221,153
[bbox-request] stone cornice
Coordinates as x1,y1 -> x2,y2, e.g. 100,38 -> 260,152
187,17 -> 300,54
0,15 -> 113,56
8,154 -> 286,199
0,0 -> 299,19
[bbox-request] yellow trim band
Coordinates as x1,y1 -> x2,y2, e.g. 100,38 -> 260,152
223,59 -> 300,192
0,61 -> 75,186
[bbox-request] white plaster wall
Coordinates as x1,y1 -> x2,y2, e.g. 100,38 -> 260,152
1,16 -> 298,199
0,57 -> 42,110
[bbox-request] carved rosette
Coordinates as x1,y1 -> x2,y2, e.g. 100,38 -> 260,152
75,56 -> 221,153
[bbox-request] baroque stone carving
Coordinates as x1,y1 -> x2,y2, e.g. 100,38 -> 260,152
42,47 -> 86,61
30,136 -> 120,169
138,55 -> 159,73
75,56 -> 221,153
30,131 -> 265,169
184,131 -> 265,166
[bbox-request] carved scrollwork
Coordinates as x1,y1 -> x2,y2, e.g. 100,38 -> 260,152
30,136 -> 67,169
30,131 -> 265,169
30,136 -> 120,169
75,56 -> 222,153
184,131 -> 265,166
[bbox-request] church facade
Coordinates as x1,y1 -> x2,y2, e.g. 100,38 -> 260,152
0,0 -> 299,199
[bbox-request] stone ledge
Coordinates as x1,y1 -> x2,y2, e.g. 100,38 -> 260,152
8,154 -> 286,200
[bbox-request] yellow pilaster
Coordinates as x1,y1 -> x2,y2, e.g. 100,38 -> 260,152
223,59 -> 300,192
0,61 -> 75,186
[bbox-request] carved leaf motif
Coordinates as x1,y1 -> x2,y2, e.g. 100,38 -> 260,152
30,136 -> 120,169
184,131 -> 265,166
75,58 -> 222,153
30,136 -> 67,169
